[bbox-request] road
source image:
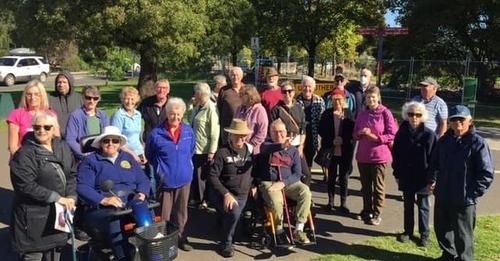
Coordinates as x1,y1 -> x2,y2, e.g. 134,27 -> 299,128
0,129 -> 499,260
0,73 -> 106,92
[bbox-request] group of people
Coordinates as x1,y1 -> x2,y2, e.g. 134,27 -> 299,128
6,67 -> 495,261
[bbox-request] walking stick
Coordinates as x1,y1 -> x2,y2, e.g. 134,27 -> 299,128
275,165 -> 295,243
65,210 -> 77,261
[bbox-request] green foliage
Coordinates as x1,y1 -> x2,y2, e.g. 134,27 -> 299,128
83,47 -> 135,81
0,11 -> 14,55
317,23 -> 363,64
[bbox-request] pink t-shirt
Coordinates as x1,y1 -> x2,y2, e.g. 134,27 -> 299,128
6,108 -> 57,146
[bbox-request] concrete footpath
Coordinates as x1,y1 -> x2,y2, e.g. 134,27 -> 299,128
0,127 -> 499,261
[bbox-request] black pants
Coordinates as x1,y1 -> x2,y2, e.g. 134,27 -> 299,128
403,192 -> 430,237
435,202 -> 476,261
303,133 -> 316,168
190,154 -> 210,203
327,156 -> 349,206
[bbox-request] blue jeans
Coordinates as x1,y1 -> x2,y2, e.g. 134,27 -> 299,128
403,192 -> 430,237
213,194 -> 248,245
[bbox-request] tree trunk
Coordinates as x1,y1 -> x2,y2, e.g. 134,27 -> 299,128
307,46 -> 316,77
231,51 -> 238,66
137,52 -> 158,98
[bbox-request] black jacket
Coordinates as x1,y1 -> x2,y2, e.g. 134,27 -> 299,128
10,134 -> 77,253
138,95 -> 168,142
430,127 -> 495,206
318,108 -> 355,164
48,71 -> 83,138
270,101 -> 306,137
392,121 -> 436,193
208,144 -> 253,199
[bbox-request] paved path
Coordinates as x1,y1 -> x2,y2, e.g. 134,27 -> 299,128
0,128 -> 499,261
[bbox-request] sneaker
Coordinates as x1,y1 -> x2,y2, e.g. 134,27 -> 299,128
356,211 -> 373,222
369,215 -> 382,226
294,230 -> 311,245
198,201 -> 208,209
419,236 -> 430,247
276,231 -> 291,247
397,233 -> 410,243
220,243 -> 234,258
178,237 -> 193,252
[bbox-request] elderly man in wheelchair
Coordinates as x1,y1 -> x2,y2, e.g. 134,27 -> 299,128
75,126 -> 151,261
253,119 -> 313,247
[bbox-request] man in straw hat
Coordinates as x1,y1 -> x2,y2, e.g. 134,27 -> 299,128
254,119 -> 312,246
208,119 -> 254,257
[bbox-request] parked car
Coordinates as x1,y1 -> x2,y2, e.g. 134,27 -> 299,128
0,56 -> 50,86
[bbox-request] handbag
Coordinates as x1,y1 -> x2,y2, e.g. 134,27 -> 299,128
314,147 -> 334,167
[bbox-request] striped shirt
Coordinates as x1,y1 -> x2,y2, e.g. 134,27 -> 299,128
412,95 -> 448,133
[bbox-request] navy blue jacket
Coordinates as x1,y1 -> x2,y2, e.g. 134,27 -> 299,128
77,150 -> 150,207
430,127 -> 494,206
392,121 -> 436,193
145,122 -> 196,189
253,143 -> 302,186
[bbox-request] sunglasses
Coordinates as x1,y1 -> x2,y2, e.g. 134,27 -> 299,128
335,79 -> 344,83
449,117 -> 466,123
407,112 -> 423,118
281,89 -> 294,94
33,125 -> 53,131
85,96 -> 100,101
101,138 -> 121,144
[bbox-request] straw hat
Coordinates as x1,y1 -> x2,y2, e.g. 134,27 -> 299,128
91,126 -> 128,148
224,119 -> 252,135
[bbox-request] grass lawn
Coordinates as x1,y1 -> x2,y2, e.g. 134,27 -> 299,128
314,215 -> 500,261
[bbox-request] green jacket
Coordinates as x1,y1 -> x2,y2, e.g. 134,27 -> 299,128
188,100 -> 220,154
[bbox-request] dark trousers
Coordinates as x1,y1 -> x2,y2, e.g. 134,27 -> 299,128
358,163 -> 386,217
20,249 -> 61,261
80,208 -> 132,260
144,163 -> 157,199
190,154 -> 210,203
435,202 -> 476,261
159,184 -> 191,239
213,195 -> 248,245
403,192 -> 430,237
303,133 -> 316,168
327,156 -> 349,206
297,146 -> 312,186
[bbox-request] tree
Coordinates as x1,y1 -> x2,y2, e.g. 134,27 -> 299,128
282,0 -> 383,77
386,0 -> 500,94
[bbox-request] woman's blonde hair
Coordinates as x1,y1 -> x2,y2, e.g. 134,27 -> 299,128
19,80 -> 49,110
120,87 -> 141,104
242,84 -> 261,106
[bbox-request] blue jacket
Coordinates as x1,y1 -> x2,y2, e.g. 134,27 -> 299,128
66,107 -> 109,160
392,121 -> 436,193
145,122 -> 196,189
430,127 -> 494,206
253,143 -> 302,186
77,150 -> 150,207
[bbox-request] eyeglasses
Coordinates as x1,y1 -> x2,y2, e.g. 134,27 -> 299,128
407,112 -> 423,118
101,138 -> 121,144
85,96 -> 100,101
33,125 -> 53,131
281,89 -> 294,94
335,79 -> 344,83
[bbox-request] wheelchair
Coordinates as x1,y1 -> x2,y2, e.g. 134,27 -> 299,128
243,186 -> 317,250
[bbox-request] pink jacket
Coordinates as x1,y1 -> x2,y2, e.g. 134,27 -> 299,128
235,103 -> 269,154
353,104 -> 397,164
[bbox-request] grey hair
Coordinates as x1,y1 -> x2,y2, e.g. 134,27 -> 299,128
83,85 -> 100,97
213,74 -> 227,86
401,101 -> 429,122
31,111 -> 57,126
165,97 -> 187,115
360,68 -> 372,77
230,66 -> 243,76
194,83 -> 211,97
301,75 -> 316,88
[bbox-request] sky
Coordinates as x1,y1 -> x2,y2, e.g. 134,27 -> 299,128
385,10 -> 400,27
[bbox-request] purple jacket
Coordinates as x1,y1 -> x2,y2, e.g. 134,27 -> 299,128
235,103 -> 268,154
353,104 -> 397,164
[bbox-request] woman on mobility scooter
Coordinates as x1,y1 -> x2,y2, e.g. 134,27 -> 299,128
76,126 -> 150,261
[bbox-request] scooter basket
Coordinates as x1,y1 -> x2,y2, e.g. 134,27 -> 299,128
134,221 -> 178,261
